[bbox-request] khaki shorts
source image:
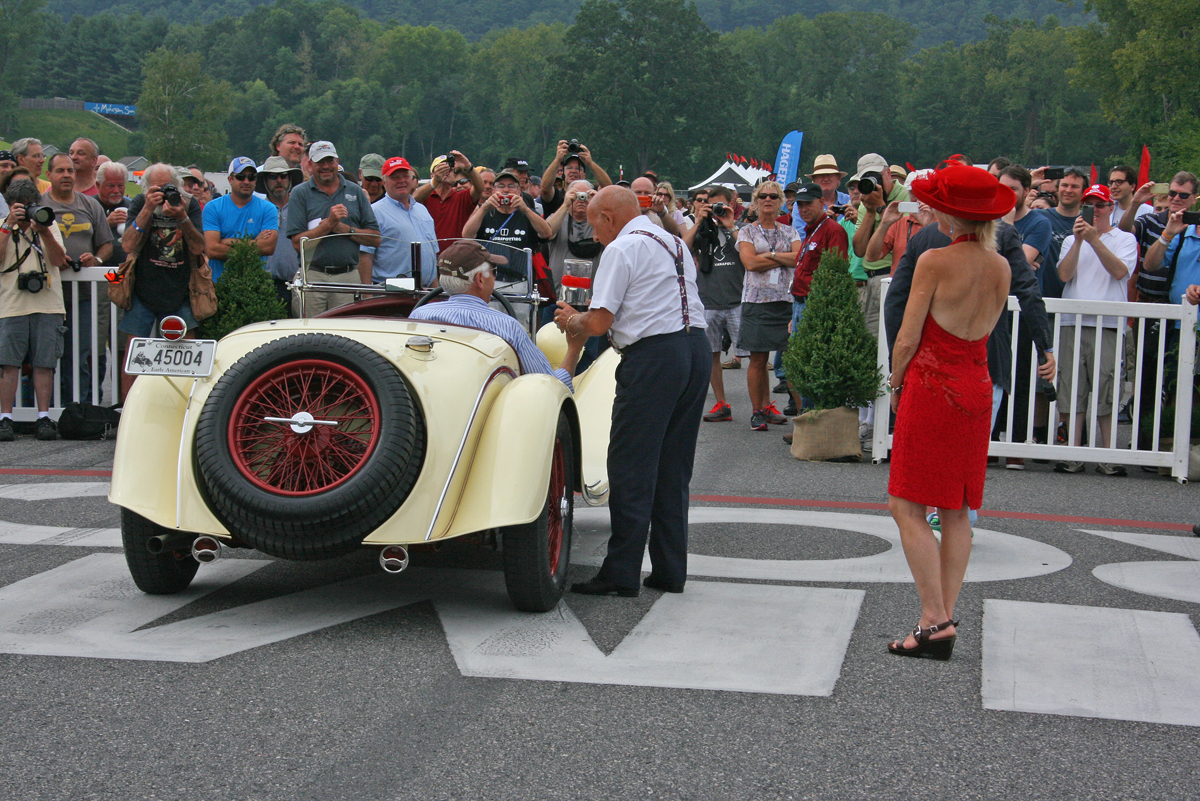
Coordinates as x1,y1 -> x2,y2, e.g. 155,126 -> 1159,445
1057,326 -> 1120,415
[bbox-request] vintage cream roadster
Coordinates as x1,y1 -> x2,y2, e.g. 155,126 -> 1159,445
109,245 -> 614,613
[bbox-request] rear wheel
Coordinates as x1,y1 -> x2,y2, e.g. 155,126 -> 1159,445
121,508 -> 199,594
502,411 -> 574,612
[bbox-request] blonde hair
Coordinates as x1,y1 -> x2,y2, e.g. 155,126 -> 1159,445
940,212 -> 998,252
753,180 -> 784,203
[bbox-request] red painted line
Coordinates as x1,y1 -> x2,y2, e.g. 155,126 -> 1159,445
0,468 -> 113,477
691,494 -> 1193,532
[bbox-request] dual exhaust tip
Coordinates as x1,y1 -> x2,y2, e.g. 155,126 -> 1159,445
150,534 -> 409,573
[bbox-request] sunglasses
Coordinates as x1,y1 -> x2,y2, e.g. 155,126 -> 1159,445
265,173 -> 291,181
757,193 -> 781,200
1169,190 -> 1193,199
230,173 -> 257,182
1085,201 -> 1113,208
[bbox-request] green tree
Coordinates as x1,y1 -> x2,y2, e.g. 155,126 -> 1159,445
1068,0 -> 1200,174
784,249 -> 881,411
0,0 -> 49,129
138,48 -> 231,167
548,0 -> 742,180
200,239 -> 288,341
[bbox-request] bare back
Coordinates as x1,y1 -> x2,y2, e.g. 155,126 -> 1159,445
914,243 -> 1010,341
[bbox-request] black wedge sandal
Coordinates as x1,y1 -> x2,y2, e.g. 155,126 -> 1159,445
888,619 -> 958,660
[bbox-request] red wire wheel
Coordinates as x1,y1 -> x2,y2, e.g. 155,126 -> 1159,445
546,439 -> 566,577
195,334 -> 425,560
228,359 -> 381,496
502,411 -> 575,612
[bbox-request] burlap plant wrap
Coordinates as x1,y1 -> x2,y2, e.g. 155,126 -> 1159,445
789,406 -> 862,462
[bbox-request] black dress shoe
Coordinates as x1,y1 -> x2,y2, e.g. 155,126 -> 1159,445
642,574 -> 684,593
571,577 -> 639,597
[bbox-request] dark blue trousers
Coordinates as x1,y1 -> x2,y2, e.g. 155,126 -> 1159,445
597,328 -> 711,589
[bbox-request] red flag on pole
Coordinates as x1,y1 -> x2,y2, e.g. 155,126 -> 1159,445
726,152 -> 732,162
765,162 -> 773,172
1138,146 -> 1151,187
1090,163 -> 1098,185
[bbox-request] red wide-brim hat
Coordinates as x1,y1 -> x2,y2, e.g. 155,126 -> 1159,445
909,163 -> 1016,221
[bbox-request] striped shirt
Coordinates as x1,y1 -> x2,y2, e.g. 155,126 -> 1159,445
409,294 -> 573,390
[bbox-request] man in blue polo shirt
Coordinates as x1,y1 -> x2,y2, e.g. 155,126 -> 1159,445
203,156 -> 279,281
359,156 -> 438,286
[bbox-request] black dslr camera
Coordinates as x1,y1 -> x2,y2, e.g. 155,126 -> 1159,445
710,202 -> 729,217
160,183 -> 182,206
445,153 -> 456,171
856,171 -> 883,197
17,270 -> 47,293
567,139 -> 582,154
24,204 -> 56,227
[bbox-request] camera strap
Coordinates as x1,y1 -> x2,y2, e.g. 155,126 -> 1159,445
630,229 -> 690,332
1,228 -> 46,274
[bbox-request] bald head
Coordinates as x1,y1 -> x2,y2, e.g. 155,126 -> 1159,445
630,176 -> 655,197
587,186 -> 639,245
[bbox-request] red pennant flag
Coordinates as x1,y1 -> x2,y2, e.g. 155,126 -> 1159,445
906,162 -> 916,173
1090,163 -> 1098,185
1138,146 -> 1151,187
726,152 -> 732,162
765,162 -> 773,172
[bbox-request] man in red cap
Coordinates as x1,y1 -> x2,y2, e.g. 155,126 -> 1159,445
360,156 -> 438,286
1053,183 -> 1136,476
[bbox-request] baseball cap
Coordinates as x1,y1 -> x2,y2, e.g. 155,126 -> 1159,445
0,150 -> 15,164
792,183 -> 823,203
784,182 -> 800,194
436,239 -> 509,280
382,156 -> 415,177
1083,184 -> 1113,204
228,156 -> 257,175
359,153 -> 385,179
849,153 -> 889,183
309,141 -> 338,162
504,157 -> 530,173
494,169 -> 522,185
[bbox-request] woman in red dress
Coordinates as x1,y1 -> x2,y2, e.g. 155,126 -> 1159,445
886,164 -> 1016,660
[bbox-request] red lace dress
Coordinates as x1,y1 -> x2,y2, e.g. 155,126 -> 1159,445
888,313 -> 992,510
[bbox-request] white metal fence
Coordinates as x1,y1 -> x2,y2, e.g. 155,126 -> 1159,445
873,278 -> 1199,483
10,269 -> 121,420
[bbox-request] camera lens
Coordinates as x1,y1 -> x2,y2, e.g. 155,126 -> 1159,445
857,177 -> 876,196
28,205 -> 55,226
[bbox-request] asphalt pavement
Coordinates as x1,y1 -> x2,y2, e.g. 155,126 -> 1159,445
1,372 -> 1198,801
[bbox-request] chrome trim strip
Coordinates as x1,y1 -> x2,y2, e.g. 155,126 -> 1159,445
175,377 -> 201,529
424,365 -> 517,541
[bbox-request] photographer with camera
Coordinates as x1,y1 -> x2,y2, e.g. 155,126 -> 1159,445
462,169 -> 552,292
0,177 -> 69,441
850,153 -> 910,338
414,150 -> 484,241
540,140 -> 613,216
41,153 -> 113,404
119,163 -> 207,395
682,185 -> 745,423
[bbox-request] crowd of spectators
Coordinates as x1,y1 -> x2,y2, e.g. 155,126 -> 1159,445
0,124 -> 1197,457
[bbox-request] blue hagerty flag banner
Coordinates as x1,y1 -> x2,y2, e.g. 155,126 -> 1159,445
773,131 -> 804,187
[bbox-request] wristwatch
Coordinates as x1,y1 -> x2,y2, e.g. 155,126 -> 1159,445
770,250 -> 775,259
348,227 -> 356,235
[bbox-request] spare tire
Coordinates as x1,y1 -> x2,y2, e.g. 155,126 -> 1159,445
195,333 -> 425,559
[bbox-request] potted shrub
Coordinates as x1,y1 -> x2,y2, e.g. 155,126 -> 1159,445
199,238 -> 288,341
783,249 -> 883,461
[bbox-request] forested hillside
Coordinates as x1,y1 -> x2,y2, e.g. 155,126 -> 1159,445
43,0 -> 1089,47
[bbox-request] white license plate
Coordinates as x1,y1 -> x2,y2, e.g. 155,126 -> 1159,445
125,338 -> 217,377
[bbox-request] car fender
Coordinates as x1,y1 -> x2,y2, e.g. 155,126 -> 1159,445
436,373 -> 577,539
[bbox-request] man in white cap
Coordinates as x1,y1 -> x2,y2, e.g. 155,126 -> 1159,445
286,141 -> 380,315
850,152 -> 909,337
203,156 -> 279,282
807,154 -> 850,211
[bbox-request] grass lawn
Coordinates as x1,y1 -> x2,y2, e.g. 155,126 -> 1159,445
5,108 -> 132,160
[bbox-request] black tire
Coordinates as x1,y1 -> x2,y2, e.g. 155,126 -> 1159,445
502,411 -> 574,612
194,333 -> 426,560
121,508 -> 200,594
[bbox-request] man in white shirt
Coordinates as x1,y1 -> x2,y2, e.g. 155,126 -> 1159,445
1054,183 -> 1137,476
553,186 -> 709,597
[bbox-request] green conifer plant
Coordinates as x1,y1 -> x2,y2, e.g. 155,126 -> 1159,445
783,249 -> 883,411
199,238 -> 287,341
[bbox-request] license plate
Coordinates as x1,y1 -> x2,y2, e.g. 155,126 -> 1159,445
125,338 -> 217,377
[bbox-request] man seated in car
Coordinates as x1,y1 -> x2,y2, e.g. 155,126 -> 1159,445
409,239 -> 585,389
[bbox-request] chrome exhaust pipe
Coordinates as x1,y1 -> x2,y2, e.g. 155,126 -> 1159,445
147,531 -> 196,554
379,545 -> 409,574
192,536 -> 222,563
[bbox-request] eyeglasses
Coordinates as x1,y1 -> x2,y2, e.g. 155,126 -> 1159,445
1085,201 -> 1113,208
1169,190 -> 1193,199
230,173 -> 257,182
654,192 -> 672,199
266,174 -> 291,181
1108,178 -> 1128,185
757,193 -> 781,200
363,176 -> 383,182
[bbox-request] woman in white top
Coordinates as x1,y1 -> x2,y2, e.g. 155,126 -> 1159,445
735,181 -> 802,432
